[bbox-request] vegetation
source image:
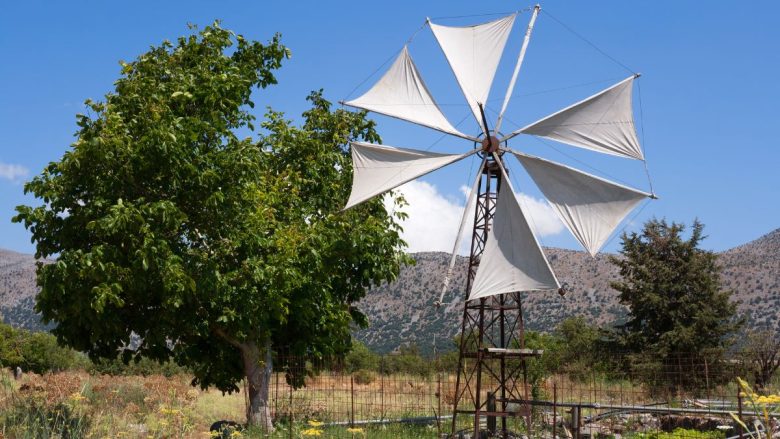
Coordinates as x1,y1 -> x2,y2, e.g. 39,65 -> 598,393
609,219 -> 742,392
739,330 -> 780,393
13,22 -> 410,429
0,323 -> 87,374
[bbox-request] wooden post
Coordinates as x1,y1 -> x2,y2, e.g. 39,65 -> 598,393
487,392 -> 497,434
553,382 -> 557,439
738,390 -> 744,439
351,375 -> 355,427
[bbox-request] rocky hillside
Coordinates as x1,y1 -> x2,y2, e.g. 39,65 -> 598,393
356,229 -> 780,353
1,229 -> 778,352
0,249 -> 50,330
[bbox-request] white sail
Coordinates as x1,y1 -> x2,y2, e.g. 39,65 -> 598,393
513,151 -> 651,256
506,76 -> 644,160
344,47 -> 473,141
469,169 -> 559,301
429,14 -> 516,130
344,142 -> 475,210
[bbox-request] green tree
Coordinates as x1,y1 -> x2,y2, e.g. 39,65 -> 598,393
344,340 -> 380,373
609,219 -> 742,391
739,329 -> 780,392
14,23 -> 409,429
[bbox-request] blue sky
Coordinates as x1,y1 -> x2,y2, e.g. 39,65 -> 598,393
1,1 -> 778,255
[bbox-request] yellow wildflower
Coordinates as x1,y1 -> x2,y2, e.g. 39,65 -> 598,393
301,428 -> 323,436
307,420 -> 324,427
346,427 -> 364,434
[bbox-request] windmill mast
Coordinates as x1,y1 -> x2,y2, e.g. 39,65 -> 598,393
450,133 -> 536,437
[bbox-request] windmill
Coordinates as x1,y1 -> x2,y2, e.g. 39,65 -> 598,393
341,5 -> 655,437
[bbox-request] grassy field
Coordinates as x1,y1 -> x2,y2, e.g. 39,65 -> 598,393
0,368 -> 745,438
0,369 -> 456,438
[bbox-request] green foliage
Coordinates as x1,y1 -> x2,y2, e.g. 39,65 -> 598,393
344,341 -> 380,373
352,369 -> 377,385
609,219 -> 742,391
88,355 -> 188,377
555,316 -> 617,379
0,399 -> 90,439
0,323 -> 88,373
13,19 -> 409,409
737,329 -> 780,392
627,428 -> 725,439
380,343 -> 433,377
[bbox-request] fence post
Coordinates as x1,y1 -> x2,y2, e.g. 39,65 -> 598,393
553,382 -> 557,439
738,390 -> 744,439
573,405 -> 581,439
704,358 -> 710,401
275,371 -> 279,418
437,373 -> 443,437
381,370 -> 385,420
351,375 -> 355,428
289,379 -> 293,439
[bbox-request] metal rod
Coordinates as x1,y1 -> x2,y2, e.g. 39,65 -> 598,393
504,398 -> 756,417
496,4 -> 541,133
325,415 -> 454,427
351,375 -> 355,428
553,383 -> 558,439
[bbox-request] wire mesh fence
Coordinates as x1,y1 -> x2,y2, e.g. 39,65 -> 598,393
265,353 -> 776,438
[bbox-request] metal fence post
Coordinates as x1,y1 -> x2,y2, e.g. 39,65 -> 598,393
351,375 -> 355,428
553,382 -> 557,439
289,379 -> 293,439
574,405 -> 581,439
437,373 -> 442,436
380,371 -> 385,420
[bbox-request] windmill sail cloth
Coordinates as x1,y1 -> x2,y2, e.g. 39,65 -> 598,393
429,14 -> 516,129
469,172 -> 559,301
506,76 -> 645,160
438,158 -> 485,304
344,142 -> 475,210
343,47 -> 473,141
513,151 -> 651,256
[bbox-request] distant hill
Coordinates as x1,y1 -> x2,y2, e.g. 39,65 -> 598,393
355,228 -> 780,354
0,249 -> 50,330
1,229 -> 778,352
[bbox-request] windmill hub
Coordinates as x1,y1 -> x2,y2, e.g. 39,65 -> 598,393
481,136 -> 500,153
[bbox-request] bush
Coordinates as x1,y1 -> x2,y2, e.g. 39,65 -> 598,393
0,323 -> 88,373
352,369 -> 377,385
88,355 -> 189,377
344,341 -> 380,373
1,400 -> 91,438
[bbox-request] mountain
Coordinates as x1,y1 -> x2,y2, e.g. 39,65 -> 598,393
355,229 -> 780,354
0,249 -> 50,330
1,229 -> 778,352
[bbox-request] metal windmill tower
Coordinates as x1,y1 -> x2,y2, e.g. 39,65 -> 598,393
341,5 -> 655,437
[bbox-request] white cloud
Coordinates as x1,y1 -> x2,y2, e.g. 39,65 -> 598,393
0,162 -> 29,183
384,180 -> 564,255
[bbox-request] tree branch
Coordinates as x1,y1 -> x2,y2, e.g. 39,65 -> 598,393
212,326 -> 244,351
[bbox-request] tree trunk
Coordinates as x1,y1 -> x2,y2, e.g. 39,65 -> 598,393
242,339 -> 274,431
